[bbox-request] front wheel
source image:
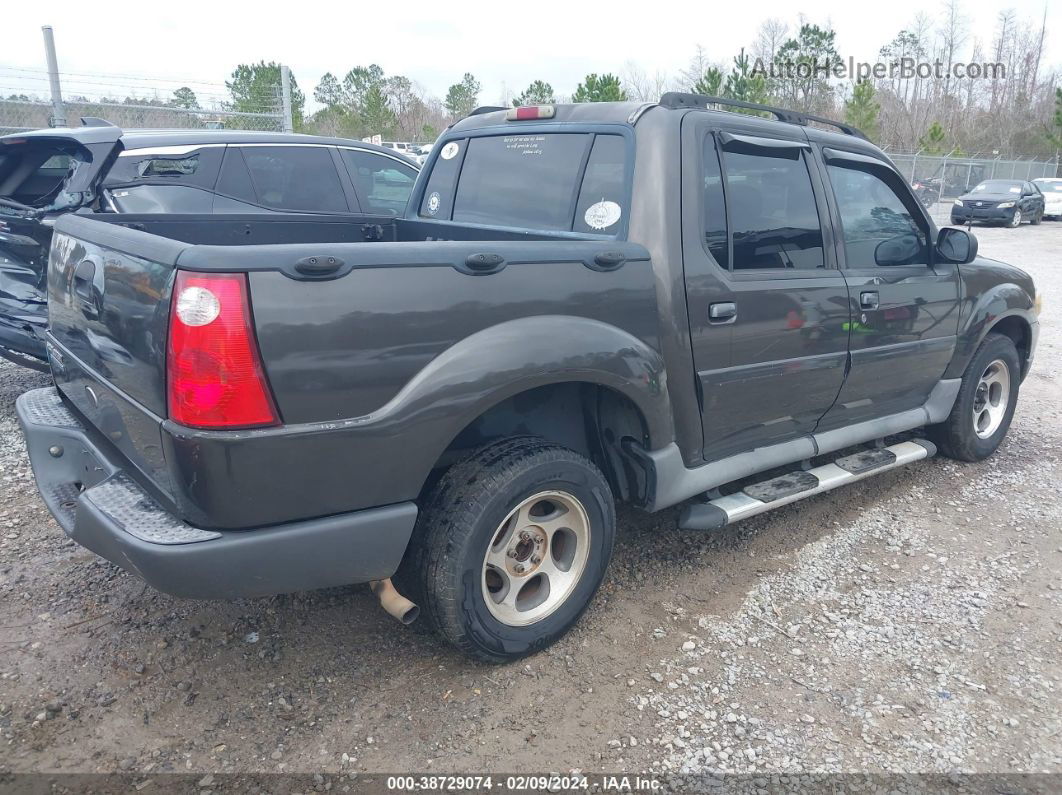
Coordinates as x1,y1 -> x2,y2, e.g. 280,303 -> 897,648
1007,208 -> 1023,227
929,333 -> 1021,461
399,437 -> 616,662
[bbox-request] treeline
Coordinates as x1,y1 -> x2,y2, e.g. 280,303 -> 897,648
6,4 -> 1059,156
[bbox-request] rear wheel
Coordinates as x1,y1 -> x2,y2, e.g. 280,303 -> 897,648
398,437 -> 616,663
929,333 -> 1020,461
1031,209 -> 1043,225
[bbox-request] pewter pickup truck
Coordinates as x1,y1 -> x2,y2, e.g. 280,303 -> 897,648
17,95 -> 1039,662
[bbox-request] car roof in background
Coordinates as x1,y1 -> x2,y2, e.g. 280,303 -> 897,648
0,125 -> 416,164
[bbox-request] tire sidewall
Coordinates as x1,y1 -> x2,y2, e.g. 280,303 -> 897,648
450,458 -> 614,660
954,336 -> 1021,459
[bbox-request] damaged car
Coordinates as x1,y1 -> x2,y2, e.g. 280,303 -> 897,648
0,120 -> 418,369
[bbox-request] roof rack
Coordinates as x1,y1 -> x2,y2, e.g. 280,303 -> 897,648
467,106 -> 507,117
658,93 -> 867,140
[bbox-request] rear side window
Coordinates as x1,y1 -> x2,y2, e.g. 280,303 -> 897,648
573,135 -> 626,234
340,149 -> 417,215
105,147 -> 223,188
240,146 -> 347,213
722,146 -> 824,270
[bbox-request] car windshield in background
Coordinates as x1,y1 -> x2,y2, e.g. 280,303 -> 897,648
420,132 -> 627,234
1035,181 -> 1062,192
971,180 -> 1022,195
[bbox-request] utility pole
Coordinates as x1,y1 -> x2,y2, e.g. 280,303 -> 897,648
280,65 -> 294,133
41,25 -> 67,128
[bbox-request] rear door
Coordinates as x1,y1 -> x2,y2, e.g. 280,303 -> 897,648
681,116 -> 850,461
816,147 -> 960,430
338,147 -> 418,216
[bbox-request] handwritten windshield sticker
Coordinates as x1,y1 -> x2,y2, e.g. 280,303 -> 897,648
440,142 -> 460,160
584,200 -> 622,230
426,192 -> 442,216
504,135 -> 545,155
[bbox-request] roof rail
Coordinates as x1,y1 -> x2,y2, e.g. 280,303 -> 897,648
80,117 -> 117,128
659,93 -> 867,140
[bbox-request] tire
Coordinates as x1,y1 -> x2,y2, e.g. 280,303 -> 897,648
397,437 -> 616,663
928,333 -> 1021,462
1007,208 -> 1022,227
1031,209 -> 1043,225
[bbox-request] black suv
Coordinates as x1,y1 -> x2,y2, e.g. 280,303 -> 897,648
0,122 -> 418,368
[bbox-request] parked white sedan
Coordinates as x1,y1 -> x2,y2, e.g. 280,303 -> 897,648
1033,178 -> 1062,219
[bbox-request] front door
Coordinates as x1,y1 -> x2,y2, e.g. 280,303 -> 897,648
815,148 -> 961,430
681,119 -> 850,461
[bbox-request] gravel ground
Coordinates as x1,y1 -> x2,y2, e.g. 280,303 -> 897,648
0,223 -> 1059,784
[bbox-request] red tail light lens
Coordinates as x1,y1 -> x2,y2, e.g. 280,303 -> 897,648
167,271 -> 279,429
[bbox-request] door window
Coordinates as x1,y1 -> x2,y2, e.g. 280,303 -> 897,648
722,147 -> 825,270
240,146 -> 347,213
827,164 -> 928,267
701,136 -> 729,269
340,149 -> 417,215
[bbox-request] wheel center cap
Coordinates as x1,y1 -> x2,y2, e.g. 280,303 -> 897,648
507,527 -> 546,576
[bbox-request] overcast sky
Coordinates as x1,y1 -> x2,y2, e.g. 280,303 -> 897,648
3,0 -> 1058,109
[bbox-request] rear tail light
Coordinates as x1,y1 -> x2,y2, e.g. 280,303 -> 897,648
167,271 -> 279,429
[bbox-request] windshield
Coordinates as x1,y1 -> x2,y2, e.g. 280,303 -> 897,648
419,132 -> 628,234
970,180 -> 1022,195
1035,181 -> 1062,193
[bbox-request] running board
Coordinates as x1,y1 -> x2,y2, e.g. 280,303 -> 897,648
678,439 -> 936,531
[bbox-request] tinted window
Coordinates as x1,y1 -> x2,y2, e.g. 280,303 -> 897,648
340,149 -> 417,215
702,135 -> 729,269
573,135 -> 626,234
451,134 -> 592,231
723,147 -> 824,270
241,146 -> 347,213
827,164 -> 928,267
216,147 -> 258,204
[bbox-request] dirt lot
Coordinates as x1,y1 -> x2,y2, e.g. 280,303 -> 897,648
0,223 -> 1059,784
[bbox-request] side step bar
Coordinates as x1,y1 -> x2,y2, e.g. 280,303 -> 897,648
678,439 -> 936,531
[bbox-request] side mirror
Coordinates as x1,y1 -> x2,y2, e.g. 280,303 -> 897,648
874,233 -> 923,266
936,226 -> 978,264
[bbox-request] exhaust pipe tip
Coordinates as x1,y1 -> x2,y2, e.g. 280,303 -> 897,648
370,578 -> 420,625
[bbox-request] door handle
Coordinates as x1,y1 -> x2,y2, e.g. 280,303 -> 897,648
860,291 -> 879,310
709,302 -> 737,323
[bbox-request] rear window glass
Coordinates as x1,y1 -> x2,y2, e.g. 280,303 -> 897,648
422,133 -> 626,233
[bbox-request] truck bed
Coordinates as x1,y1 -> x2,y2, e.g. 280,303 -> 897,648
45,213 -> 658,530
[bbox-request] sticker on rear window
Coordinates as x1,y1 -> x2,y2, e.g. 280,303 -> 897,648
584,200 -> 622,230
426,191 -> 442,216
440,142 -> 460,160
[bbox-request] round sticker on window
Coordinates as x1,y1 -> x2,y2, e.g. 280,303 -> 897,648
584,200 -> 622,230
440,142 -> 460,160
426,191 -> 442,216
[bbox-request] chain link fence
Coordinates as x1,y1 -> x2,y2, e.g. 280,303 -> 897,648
886,149 -> 1061,226
0,61 -> 289,135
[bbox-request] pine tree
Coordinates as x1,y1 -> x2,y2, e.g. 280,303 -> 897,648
572,74 -> 627,103
844,79 -> 880,141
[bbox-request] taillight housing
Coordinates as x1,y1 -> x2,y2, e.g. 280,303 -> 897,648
167,271 -> 279,429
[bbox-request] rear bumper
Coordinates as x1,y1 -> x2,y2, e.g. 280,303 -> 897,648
16,386 -> 418,599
